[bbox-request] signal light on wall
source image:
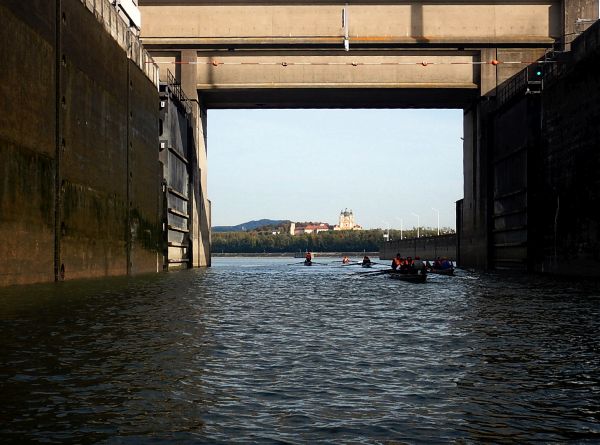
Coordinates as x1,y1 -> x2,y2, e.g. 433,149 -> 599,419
526,64 -> 544,94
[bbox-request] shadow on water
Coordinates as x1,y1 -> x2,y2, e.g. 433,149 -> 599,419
1,259 -> 599,443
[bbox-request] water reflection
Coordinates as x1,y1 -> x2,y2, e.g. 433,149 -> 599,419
1,258 -> 599,443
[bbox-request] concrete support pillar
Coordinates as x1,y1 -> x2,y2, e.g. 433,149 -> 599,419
179,50 -> 210,267
460,103 -> 491,270
479,48 -> 498,97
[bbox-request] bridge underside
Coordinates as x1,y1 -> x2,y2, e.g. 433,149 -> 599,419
200,87 -> 478,109
151,50 -> 484,108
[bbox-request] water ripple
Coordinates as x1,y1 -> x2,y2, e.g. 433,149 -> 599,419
1,258 -> 599,443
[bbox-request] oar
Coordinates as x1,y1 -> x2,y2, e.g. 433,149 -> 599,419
358,269 -> 396,276
364,269 -> 392,277
354,268 -> 392,275
287,260 -> 310,265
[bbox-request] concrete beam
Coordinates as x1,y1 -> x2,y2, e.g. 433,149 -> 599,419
186,52 -> 479,90
140,2 -> 561,49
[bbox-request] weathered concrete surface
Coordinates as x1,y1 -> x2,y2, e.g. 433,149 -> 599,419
536,19 -> 600,276
459,105 -> 490,269
459,18 -> 600,277
139,2 -> 565,108
140,2 -> 560,47
128,60 -> 162,275
0,0 -> 161,286
192,52 -> 478,90
380,235 -> 457,262
564,0 -> 600,46
59,0 -> 130,280
0,1 -> 57,286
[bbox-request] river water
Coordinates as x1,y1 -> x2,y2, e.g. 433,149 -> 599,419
1,257 -> 599,443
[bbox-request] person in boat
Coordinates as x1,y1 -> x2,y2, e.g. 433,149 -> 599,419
391,253 -> 402,270
362,255 -> 372,266
413,256 -> 426,271
305,251 -> 313,264
399,257 -> 409,271
433,257 -> 442,269
440,258 -> 453,270
342,256 -> 350,264
405,256 -> 414,269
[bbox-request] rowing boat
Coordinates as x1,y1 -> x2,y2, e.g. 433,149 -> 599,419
388,270 -> 427,283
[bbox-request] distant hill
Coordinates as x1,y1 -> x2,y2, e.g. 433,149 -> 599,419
212,219 -> 289,233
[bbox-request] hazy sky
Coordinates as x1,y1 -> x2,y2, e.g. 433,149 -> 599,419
208,109 -> 463,230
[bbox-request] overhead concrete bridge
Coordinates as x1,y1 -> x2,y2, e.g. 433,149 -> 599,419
138,0 -> 578,108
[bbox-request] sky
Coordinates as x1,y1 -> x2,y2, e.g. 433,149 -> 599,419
207,109 -> 463,230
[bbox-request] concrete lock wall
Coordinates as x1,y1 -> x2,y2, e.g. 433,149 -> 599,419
536,20 -> 600,276
0,0 -> 162,286
0,1 -> 57,286
380,235 -> 457,262
458,18 -> 600,277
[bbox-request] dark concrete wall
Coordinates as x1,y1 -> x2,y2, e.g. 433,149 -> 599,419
459,106 -> 490,269
488,96 -> 539,270
0,0 -> 161,286
536,20 -> 600,276
460,47 -> 547,271
380,235 -> 457,262
59,0 -> 130,280
128,60 -> 162,275
0,1 -> 57,285
459,18 -> 600,277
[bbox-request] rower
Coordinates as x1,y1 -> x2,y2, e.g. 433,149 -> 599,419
342,256 -> 350,264
440,258 -> 452,269
305,251 -> 313,264
391,253 -> 402,270
362,255 -> 371,266
413,256 -> 426,271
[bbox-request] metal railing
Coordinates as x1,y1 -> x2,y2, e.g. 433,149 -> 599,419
495,68 -> 529,108
79,0 -> 159,87
166,70 -> 192,115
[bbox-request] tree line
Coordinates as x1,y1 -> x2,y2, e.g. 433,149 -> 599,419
212,227 -> 455,253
